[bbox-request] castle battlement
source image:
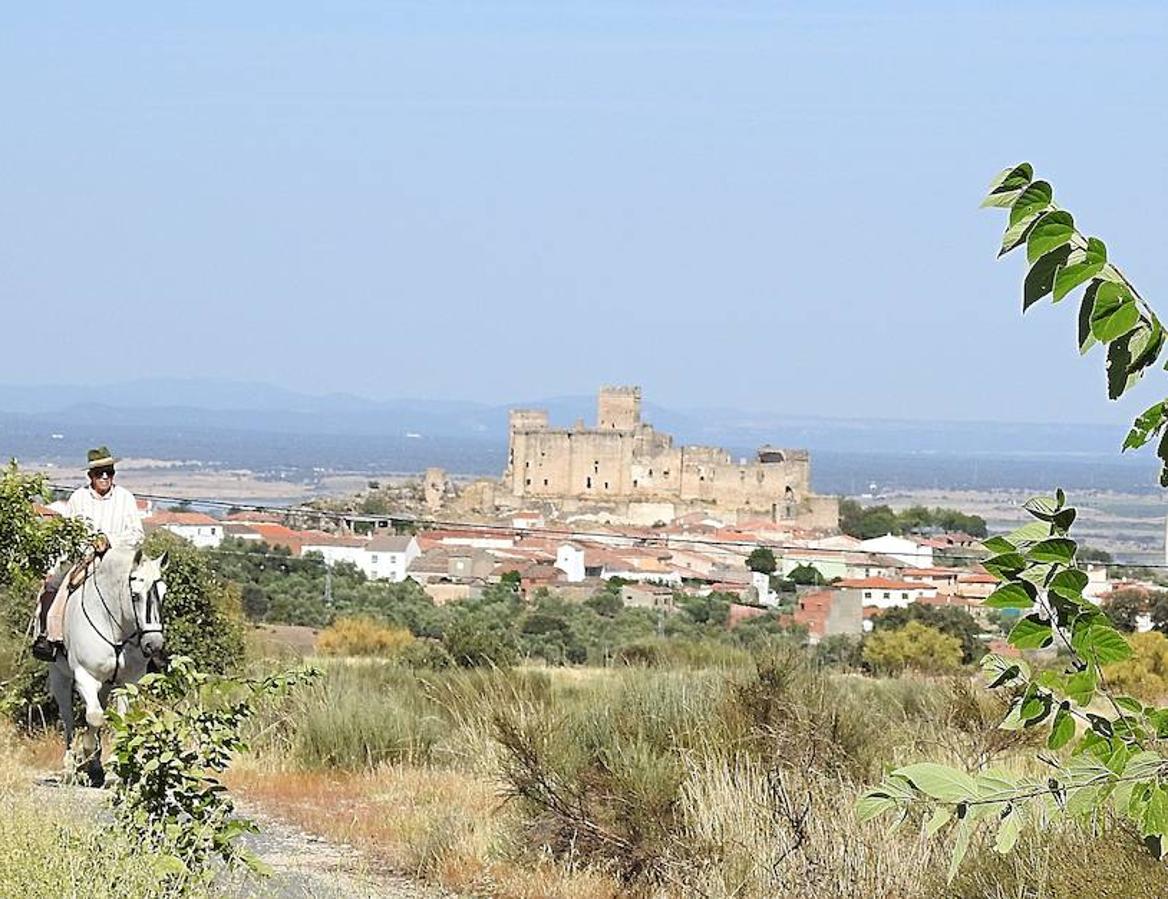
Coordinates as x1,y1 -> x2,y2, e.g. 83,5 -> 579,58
500,387 -> 837,528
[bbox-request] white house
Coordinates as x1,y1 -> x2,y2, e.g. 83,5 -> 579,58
299,533 -> 369,571
146,511 -> 224,549
555,543 -> 586,583
834,577 -> 937,610
858,534 -> 934,568
365,534 -> 421,582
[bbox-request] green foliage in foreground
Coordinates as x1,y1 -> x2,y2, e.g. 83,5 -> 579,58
0,462 -> 88,592
859,491 -> 1168,877
860,165 -> 1168,879
982,162 -> 1168,482
108,656 -> 317,888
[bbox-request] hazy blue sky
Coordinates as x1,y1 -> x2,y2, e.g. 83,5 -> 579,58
2,2 -> 1165,423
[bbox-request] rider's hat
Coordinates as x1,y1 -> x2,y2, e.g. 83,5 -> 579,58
85,446 -> 118,471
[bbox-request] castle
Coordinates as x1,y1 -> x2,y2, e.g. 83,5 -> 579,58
498,386 -> 838,528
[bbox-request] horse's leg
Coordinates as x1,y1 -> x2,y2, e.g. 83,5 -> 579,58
73,665 -> 108,786
48,663 -> 76,780
74,665 -> 106,729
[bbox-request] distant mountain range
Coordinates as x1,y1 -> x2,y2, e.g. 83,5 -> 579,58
0,377 -> 1143,455
0,378 -> 1159,493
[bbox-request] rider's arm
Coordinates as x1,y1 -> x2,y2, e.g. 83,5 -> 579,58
116,489 -> 145,548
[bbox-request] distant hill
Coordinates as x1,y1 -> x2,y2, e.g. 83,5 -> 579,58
0,377 -> 1159,492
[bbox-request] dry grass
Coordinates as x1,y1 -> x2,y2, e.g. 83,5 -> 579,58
227,762 -> 624,898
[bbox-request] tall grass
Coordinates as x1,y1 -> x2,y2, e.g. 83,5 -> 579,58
240,654 -> 1168,897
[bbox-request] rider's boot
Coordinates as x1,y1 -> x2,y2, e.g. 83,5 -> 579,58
30,589 -> 62,662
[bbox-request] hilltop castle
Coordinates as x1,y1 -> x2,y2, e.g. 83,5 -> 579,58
496,386 -> 837,528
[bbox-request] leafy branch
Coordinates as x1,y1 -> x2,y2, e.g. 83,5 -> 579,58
983,163 -> 1168,483
855,166 -> 1168,879
859,492 -> 1168,877
107,656 -> 320,887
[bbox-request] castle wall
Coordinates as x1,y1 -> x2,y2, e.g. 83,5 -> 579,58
499,388 -> 837,530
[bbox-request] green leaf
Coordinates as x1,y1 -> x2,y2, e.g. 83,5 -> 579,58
1090,281 -> 1139,343
1078,280 -> 1101,355
1074,625 -> 1133,665
1128,318 -> 1164,373
1027,210 -> 1075,263
1107,329 -> 1140,401
1051,506 -> 1077,533
855,792 -> 899,822
1027,538 -> 1076,565
1009,180 -> 1052,226
1143,785 -> 1168,841
1006,520 -> 1052,545
999,214 -> 1043,256
982,553 -> 1027,579
1048,706 -> 1076,750
994,809 -> 1022,854
1053,238 -> 1106,301
981,536 -> 1015,554
1049,568 -> 1088,600
1023,245 -> 1073,311
1009,614 -> 1052,650
925,805 -> 953,836
982,653 -> 1030,688
1023,495 -> 1059,520
949,819 -> 973,882
894,763 -> 978,802
983,163 -> 1033,207
986,582 -> 1037,610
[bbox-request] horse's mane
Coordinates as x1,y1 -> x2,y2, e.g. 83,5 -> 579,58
94,545 -> 140,585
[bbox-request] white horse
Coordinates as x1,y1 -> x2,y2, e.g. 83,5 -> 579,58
49,546 -> 167,786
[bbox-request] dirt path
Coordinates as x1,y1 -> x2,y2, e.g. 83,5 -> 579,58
31,775 -> 451,898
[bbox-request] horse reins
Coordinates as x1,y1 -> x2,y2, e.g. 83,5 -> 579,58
77,556 -> 163,685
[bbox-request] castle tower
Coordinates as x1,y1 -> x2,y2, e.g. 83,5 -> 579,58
597,385 -> 641,431
506,409 -> 548,496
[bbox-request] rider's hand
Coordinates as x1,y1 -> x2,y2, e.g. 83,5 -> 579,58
93,533 -> 111,555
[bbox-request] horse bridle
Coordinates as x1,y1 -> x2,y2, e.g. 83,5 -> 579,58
80,558 -> 165,684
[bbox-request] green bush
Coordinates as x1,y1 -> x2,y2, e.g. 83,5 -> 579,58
144,531 -> 244,673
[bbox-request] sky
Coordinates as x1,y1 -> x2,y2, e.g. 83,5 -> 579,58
1,2 -> 1165,424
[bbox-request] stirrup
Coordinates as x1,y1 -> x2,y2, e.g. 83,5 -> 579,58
31,635 -> 61,662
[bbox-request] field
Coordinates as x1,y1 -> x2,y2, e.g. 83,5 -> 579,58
222,656 -> 1168,897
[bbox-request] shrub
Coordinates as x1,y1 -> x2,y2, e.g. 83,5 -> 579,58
143,531 -> 245,673
316,616 -> 415,657
861,622 -> 962,675
1103,630 -> 1168,702
396,637 -> 454,670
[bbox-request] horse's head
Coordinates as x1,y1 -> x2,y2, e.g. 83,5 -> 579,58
129,550 -> 168,658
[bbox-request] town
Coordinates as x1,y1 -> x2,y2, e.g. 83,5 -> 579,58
95,388 -> 1135,654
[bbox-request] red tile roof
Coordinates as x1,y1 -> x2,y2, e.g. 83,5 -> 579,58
834,578 -> 934,591
147,511 -> 219,526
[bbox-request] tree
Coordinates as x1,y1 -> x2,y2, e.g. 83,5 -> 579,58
787,563 -> 825,586
142,531 -> 244,673
745,546 -> 776,575
0,462 -> 88,592
861,622 -> 962,675
870,604 -> 985,664
1102,588 -> 1147,632
1102,631 -> 1168,702
1077,545 -> 1112,563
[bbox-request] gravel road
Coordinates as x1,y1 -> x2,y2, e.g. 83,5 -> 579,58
32,775 -> 452,898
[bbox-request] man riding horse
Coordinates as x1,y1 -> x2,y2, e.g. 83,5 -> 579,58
32,446 -> 144,661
